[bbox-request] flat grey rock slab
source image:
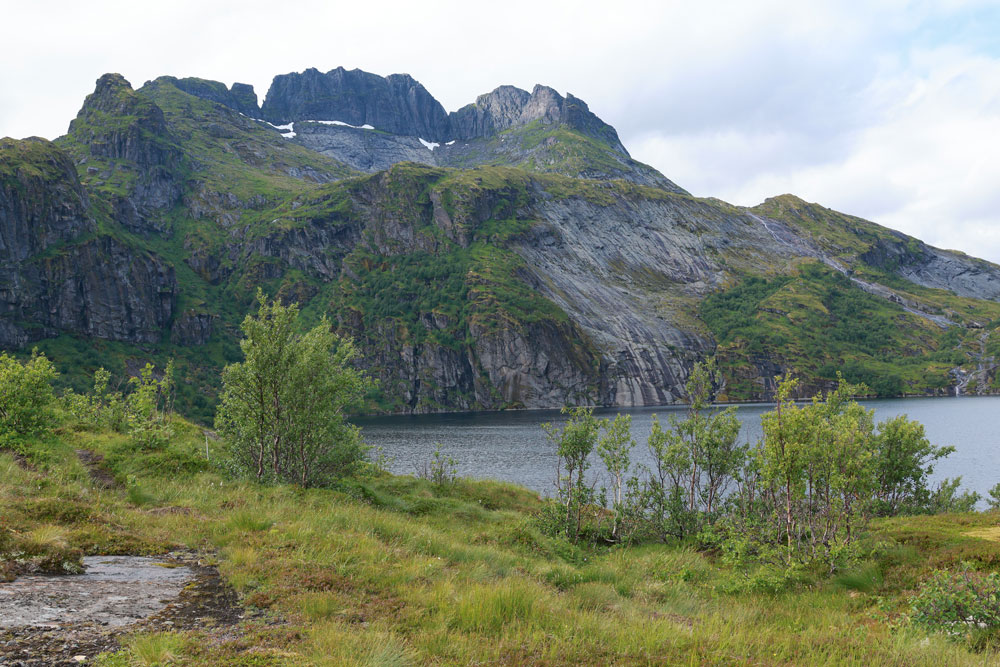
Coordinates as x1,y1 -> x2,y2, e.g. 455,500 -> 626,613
0,556 -> 194,629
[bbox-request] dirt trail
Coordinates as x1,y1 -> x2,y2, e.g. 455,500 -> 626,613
74,450 -> 118,489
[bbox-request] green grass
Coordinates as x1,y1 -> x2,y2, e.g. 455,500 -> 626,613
1,412 -> 998,664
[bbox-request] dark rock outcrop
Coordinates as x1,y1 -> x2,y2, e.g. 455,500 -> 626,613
262,67 -> 451,141
0,136 -> 175,347
161,76 -> 260,117
21,237 -> 175,343
171,310 -> 215,345
0,137 -> 91,263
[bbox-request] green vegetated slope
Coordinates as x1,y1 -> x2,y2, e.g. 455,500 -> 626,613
440,118 -> 673,189
700,195 -> 1000,400
3,415 -> 999,665
703,262 -> 1000,400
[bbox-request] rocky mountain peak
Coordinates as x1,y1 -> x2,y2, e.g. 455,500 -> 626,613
521,84 -> 564,124
258,67 -> 629,155
63,74 -> 183,235
474,86 -> 531,130
74,74 -> 167,132
260,67 -> 451,141
448,82 -> 628,154
161,76 -> 260,117
67,74 -> 178,165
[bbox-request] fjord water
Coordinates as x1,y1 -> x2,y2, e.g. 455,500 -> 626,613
356,396 -> 1000,497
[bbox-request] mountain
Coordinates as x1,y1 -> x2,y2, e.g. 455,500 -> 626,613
1,68 -> 998,420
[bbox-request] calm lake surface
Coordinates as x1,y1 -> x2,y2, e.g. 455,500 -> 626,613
354,396 -> 1000,498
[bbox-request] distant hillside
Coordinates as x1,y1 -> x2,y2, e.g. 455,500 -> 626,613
1,68 -> 999,420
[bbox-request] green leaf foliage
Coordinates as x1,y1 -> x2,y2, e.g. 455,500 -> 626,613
0,350 -> 57,449
215,290 -> 372,486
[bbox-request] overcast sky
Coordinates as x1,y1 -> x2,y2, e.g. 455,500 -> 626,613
2,0 -> 998,260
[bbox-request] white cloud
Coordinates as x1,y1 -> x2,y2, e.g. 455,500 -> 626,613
1,0 -> 998,260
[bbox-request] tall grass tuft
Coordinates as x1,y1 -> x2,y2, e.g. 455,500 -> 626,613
450,578 -> 543,634
834,562 -> 884,593
126,631 -> 189,665
310,622 -> 413,666
227,510 -> 273,532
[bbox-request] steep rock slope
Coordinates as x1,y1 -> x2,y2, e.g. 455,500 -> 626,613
0,137 -> 175,347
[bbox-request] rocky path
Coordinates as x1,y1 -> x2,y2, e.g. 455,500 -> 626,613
0,554 -> 245,665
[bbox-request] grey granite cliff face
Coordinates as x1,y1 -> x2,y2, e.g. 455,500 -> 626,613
291,121 -> 437,172
248,169 -> 802,410
450,84 -> 628,153
0,137 -> 175,347
261,67 -> 451,141
243,168 -> 1000,410
0,138 -> 90,264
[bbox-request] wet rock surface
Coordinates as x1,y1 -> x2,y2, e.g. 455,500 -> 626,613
0,554 -> 244,666
0,557 -> 193,630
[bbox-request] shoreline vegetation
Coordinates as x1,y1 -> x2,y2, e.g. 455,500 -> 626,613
2,296 -> 1000,664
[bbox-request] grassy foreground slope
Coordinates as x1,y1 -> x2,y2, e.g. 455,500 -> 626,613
3,414 -> 999,665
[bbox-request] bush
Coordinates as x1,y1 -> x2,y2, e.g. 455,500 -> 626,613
416,443 -> 458,488
63,362 -> 174,450
541,407 -> 602,543
988,483 -> 1000,511
0,350 -> 57,450
911,565 -> 1000,644
216,290 -> 372,487
925,477 -> 982,514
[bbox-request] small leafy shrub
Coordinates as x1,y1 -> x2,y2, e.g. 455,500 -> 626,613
924,477 -> 982,514
417,443 -> 458,488
216,292 -> 371,487
125,363 -> 175,450
125,475 -> 155,506
64,362 -> 174,449
987,483 -> 1000,511
0,350 -> 57,450
911,564 -> 1000,644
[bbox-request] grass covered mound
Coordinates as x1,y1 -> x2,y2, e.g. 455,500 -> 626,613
1,412 -> 998,665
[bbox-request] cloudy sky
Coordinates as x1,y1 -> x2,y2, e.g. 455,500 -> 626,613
2,0 -> 998,260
